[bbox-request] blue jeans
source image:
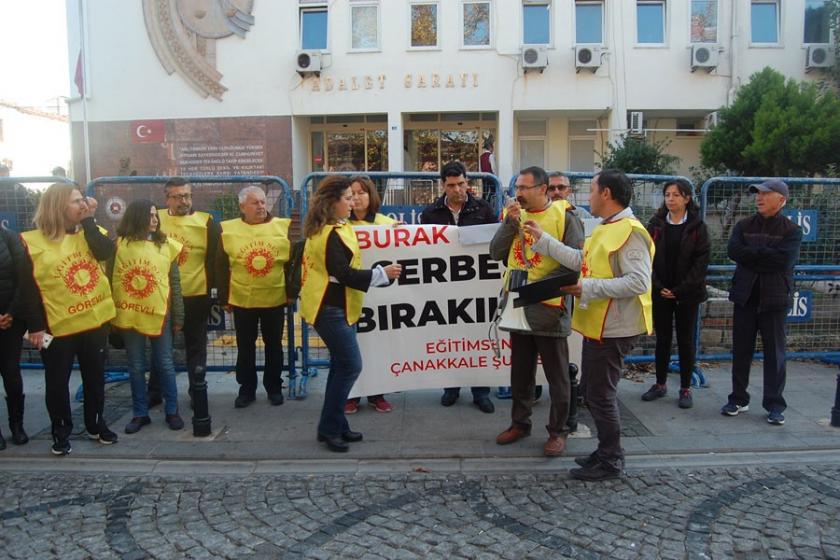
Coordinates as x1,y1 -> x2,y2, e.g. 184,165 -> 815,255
314,305 -> 362,437
123,317 -> 179,417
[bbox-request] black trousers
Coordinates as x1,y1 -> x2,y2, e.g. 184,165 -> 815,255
652,295 -> 699,388
40,325 -> 108,438
233,305 -> 285,396
729,301 -> 788,413
0,320 -> 25,407
510,332 -> 570,436
148,295 -> 209,395
582,335 -> 637,470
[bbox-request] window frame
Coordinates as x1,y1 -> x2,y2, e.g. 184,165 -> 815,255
461,0 -> 493,50
300,4 -> 329,52
408,1 -> 441,50
803,0 -> 831,45
635,0 -> 667,47
689,0 -> 718,44
522,0 -> 552,47
349,1 -> 381,52
750,0 -> 782,46
574,0 -> 605,46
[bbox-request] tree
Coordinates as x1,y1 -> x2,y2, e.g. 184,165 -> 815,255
597,134 -> 680,175
826,0 -> 840,89
700,67 -> 840,177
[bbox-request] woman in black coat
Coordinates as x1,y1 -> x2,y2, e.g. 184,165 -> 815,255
643,179 -> 710,409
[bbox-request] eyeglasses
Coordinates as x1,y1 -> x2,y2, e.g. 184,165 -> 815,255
167,193 -> 192,200
515,184 -> 543,191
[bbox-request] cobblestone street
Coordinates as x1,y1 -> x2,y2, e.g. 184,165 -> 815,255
1,463 -> 839,560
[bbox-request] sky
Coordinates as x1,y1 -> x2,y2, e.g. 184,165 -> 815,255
0,0 -> 70,109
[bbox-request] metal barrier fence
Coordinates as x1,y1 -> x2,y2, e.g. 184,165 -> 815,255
295,171 -> 505,397
699,176 -> 840,365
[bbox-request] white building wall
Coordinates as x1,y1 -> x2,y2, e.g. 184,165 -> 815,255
67,0 -> 833,186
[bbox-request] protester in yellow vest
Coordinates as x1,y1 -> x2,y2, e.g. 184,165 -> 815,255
489,166 -> 584,458
110,200 -> 185,434
300,176 -> 402,453
150,177 -> 220,434
216,185 -> 291,408
523,169 -> 653,482
18,183 -> 118,455
345,175 -> 398,415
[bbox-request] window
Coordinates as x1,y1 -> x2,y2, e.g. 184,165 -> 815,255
575,2 -> 603,44
569,120 -> 597,173
410,2 -> 439,48
351,3 -> 379,50
751,1 -> 779,44
463,1 -> 491,47
523,2 -> 550,45
804,0 -> 830,43
300,6 -> 328,50
637,1 -> 665,44
691,0 -> 717,43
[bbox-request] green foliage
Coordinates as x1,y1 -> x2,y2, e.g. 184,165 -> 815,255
213,193 -> 241,221
827,0 -> 840,89
700,67 -> 840,176
596,134 -> 681,175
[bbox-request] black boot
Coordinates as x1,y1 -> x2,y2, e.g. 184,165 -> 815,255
8,395 -> 29,445
0,427 -> 6,450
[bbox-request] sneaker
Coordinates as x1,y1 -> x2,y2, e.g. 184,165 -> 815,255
92,426 -> 119,444
767,411 -> 785,425
496,387 -> 512,399
570,462 -> 622,482
721,402 -> 749,416
344,400 -> 359,414
165,413 -> 185,431
641,384 -> 667,401
51,437 -> 71,456
124,416 -> 151,434
678,389 -> 693,409
368,396 -> 393,413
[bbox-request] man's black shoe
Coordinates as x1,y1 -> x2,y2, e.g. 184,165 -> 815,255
341,431 -> 363,442
51,436 -> 71,456
317,433 -> 349,452
570,463 -> 622,482
234,394 -> 256,408
268,392 -> 284,406
441,391 -> 459,407
574,453 -> 599,469
148,393 -> 163,408
474,397 -> 495,414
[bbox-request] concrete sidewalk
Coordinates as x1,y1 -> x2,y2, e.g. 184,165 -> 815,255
2,361 -> 839,464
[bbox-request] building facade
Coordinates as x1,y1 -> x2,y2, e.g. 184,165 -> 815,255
66,0 -> 835,188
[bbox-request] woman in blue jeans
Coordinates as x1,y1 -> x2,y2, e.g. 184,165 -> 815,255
299,176 -> 402,452
110,200 -> 185,433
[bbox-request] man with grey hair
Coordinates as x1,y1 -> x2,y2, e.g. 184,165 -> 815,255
548,172 -> 593,219
216,185 -> 292,408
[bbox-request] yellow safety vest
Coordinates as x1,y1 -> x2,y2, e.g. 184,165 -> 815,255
220,217 -> 291,308
111,237 -> 182,337
504,200 -> 570,307
350,213 -> 397,226
157,211 -> 211,297
21,228 -> 116,337
572,217 -> 654,341
300,222 -> 365,325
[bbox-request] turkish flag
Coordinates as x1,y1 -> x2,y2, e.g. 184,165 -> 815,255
131,120 -> 166,144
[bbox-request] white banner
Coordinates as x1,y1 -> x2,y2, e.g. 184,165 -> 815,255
349,224 -> 581,398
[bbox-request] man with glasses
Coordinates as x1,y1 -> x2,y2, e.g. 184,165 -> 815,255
548,172 -> 593,219
490,166 -> 583,456
149,178 -> 220,430
420,161 -> 497,413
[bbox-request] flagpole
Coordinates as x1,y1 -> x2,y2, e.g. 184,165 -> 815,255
78,0 -> 92,184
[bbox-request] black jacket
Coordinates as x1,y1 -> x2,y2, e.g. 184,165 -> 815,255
419,192 -> 497,226
0,228 -> 28,320
727,212 -> 802,311
646,209 -> 711,305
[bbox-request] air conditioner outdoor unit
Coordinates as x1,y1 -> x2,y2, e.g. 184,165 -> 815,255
705,111 -> 720,130
806,44 -> 835,70
629,111 -> 644,135
521,46 -> 548,72
691,44 -> 719,72
296,50 -> 322,75
575,45 -> 602,72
